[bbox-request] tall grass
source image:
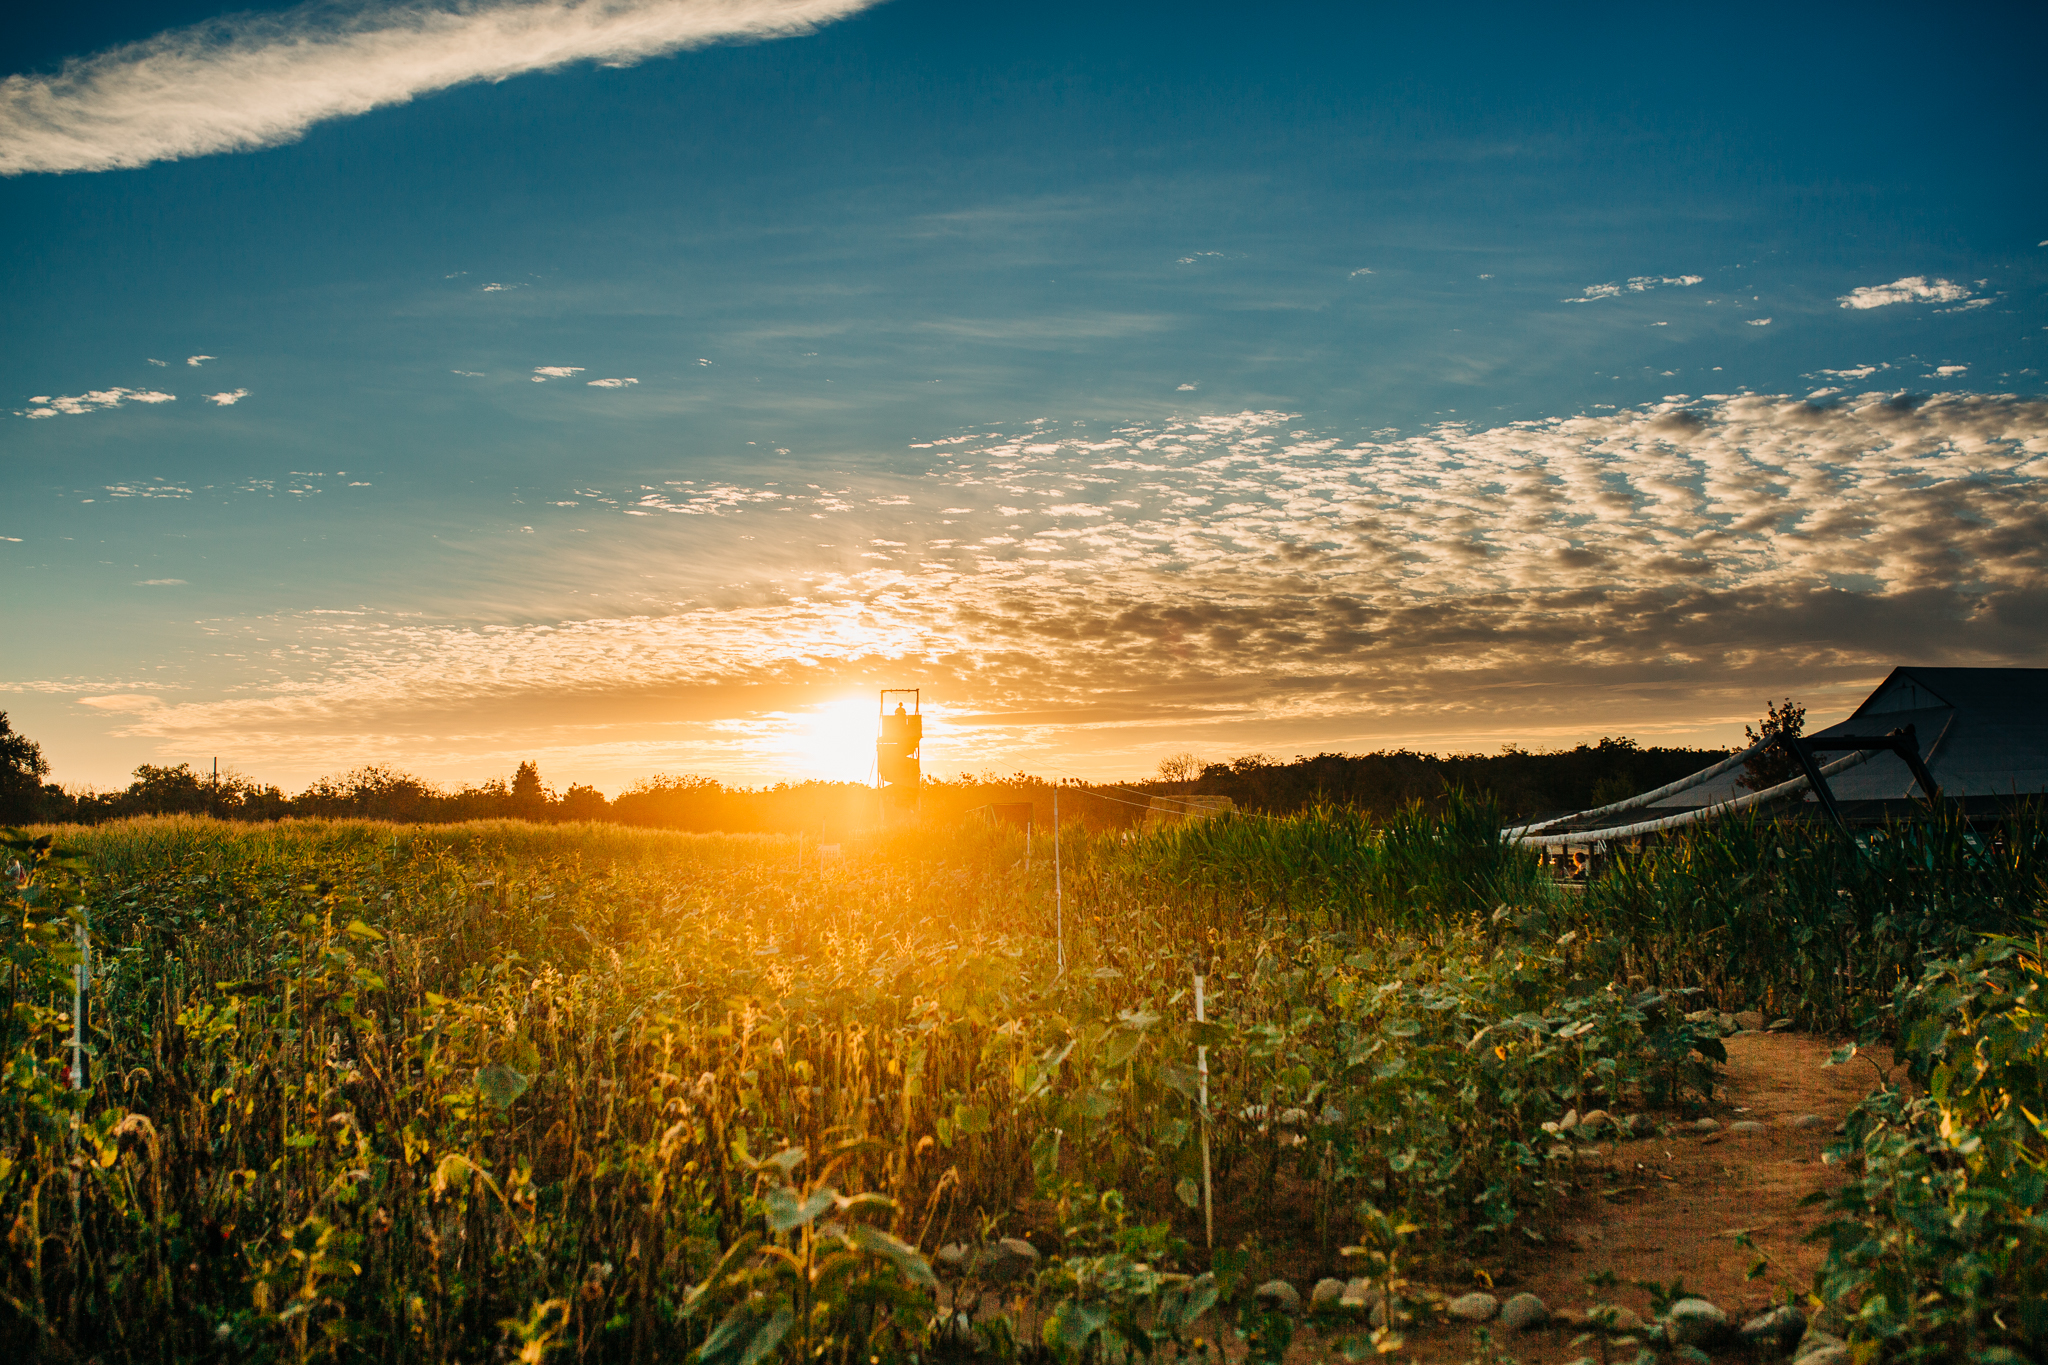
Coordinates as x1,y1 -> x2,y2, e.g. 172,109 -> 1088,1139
2,803 -> 2041,1363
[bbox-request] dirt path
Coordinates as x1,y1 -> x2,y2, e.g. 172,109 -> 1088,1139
1289,1031 -> 1894,1362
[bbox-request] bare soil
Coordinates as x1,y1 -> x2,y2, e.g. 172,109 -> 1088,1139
1284,1030 -> 1895,1362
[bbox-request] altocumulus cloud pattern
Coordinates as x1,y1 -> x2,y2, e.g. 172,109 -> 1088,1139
0,0 -> 881,175
69,390 -> 2048,769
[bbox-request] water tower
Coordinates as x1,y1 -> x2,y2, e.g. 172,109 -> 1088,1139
876,689 -> 922,816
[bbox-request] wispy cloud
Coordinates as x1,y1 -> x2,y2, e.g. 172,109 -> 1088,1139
16,387 -> 176,418
1,0 -> 882,176
135,579 -> 187,586
1838,276 -> 1975,309
185,355 -> 215,365
1564,274 -> 1703,303
532,366 -> 584,380
1747,317 -> 1772,326
204,389 -> 251,405
585,376 -> 638,388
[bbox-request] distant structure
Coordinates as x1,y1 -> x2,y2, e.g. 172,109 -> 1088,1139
876,689 -> 922,817
1512,666 -> 2048,849
1145,793 -> 1237,830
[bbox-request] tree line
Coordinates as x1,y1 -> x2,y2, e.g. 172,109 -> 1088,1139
2,710 -> 1742,832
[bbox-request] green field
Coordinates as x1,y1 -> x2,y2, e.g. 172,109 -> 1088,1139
4,807 -> 2043,1363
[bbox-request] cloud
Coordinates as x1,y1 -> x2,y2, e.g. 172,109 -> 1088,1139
1564,274 -> 1703,303
146,358 -> 167,366
204,388 -> 250,405
1177,383 -> 1197,391
77,694 -> 166,712
1935,365 -> 1968,376
1349,268 -> 1374,277
72,391 -> 2048,782
452,369 -> 485,377
1747,317 -> 1772,326
185,355 -> 214,365
135,578 -> 187,586
1838,276 -> 1974,309
17,387 -> 175,418
1938,297 -> 1993,314
532,366 -> 584,380
1,0 -> 882,176
585,377 -> 638,388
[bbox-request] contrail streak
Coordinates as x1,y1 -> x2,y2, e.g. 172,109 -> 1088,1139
1,0 -> 881,176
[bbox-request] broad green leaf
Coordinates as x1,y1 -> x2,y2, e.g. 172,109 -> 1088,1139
849,1224 -> 937,1288
737,1307 -> 793,1365
475,1065 -> 529,1110
764,1185 -> 836,1233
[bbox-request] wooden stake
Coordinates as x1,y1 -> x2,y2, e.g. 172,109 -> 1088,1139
1053,789 -> 1064,975
1195,972 -> 1213,1250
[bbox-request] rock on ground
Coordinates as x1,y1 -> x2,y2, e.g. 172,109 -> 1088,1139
1446,1292 -> 1498,1322
1254,1279 -> 1300,1314
1729,1119 -> 1769,1133
1309,1278 -> 1345,1309
1740,1304 -> 1807,1353
1667,1297 -> 1731,1347
1499,1292 -> 1549,1331
1795,1328 -> 1846,1360
985,1237 -> 1039,1283
1586,1304 -> 1644,1333
1691,1118 -> 1722,1132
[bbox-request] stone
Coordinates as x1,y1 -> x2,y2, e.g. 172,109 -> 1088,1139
1446,1292 -> 1498,1322
1623,1112 -> 1658,1137
1310,1278 -> 1346,1309
1498,1292 -> 1549,1331
1729,1119 -> 1769,1134
934,1243 -> 969,1275
1254,1279 -> 1300,1314
1339,1278 -> 1381,1310
1717,1011 -> 1739,1032
1666,1297 -> 1730,1348
1577,1108 -> 1613,1134
1585,1304 -> 1644,1333
1691,1117 -> 1722,1132
1793,1113 -> 1827,1129
1740,1305 -> 1807,1353
1735,1010 -> 1766,1030
1795,1328 -> 1845,1359
984,1237 -> 1039,1283
1798,1349 -> 1849,1365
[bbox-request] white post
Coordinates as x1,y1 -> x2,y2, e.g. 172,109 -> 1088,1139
1195,973 -> 1213,1250
1052,789 -> 1064,974
70,914 -> 89,1090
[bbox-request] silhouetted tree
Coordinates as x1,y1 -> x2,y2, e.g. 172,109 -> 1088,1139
0,712 -> 51,824
1739,698 -> 1807,792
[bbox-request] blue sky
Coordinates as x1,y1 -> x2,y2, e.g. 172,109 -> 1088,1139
4,0 -> 2045,792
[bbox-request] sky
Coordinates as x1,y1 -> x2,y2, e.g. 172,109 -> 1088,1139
4,0 -> 2046,795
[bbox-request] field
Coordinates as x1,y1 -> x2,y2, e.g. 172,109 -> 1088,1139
3,804 -> 2044,1364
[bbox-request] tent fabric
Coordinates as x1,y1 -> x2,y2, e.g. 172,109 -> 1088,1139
1511,667 -> 2047,840
1665,667 -> 2048,808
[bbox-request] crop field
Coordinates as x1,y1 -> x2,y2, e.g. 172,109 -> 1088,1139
3,805 -> 2044,1364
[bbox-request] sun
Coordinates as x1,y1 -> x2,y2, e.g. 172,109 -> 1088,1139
779,696 -> 880,782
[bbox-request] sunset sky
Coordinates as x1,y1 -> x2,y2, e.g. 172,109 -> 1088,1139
5,0 -> 2045,793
